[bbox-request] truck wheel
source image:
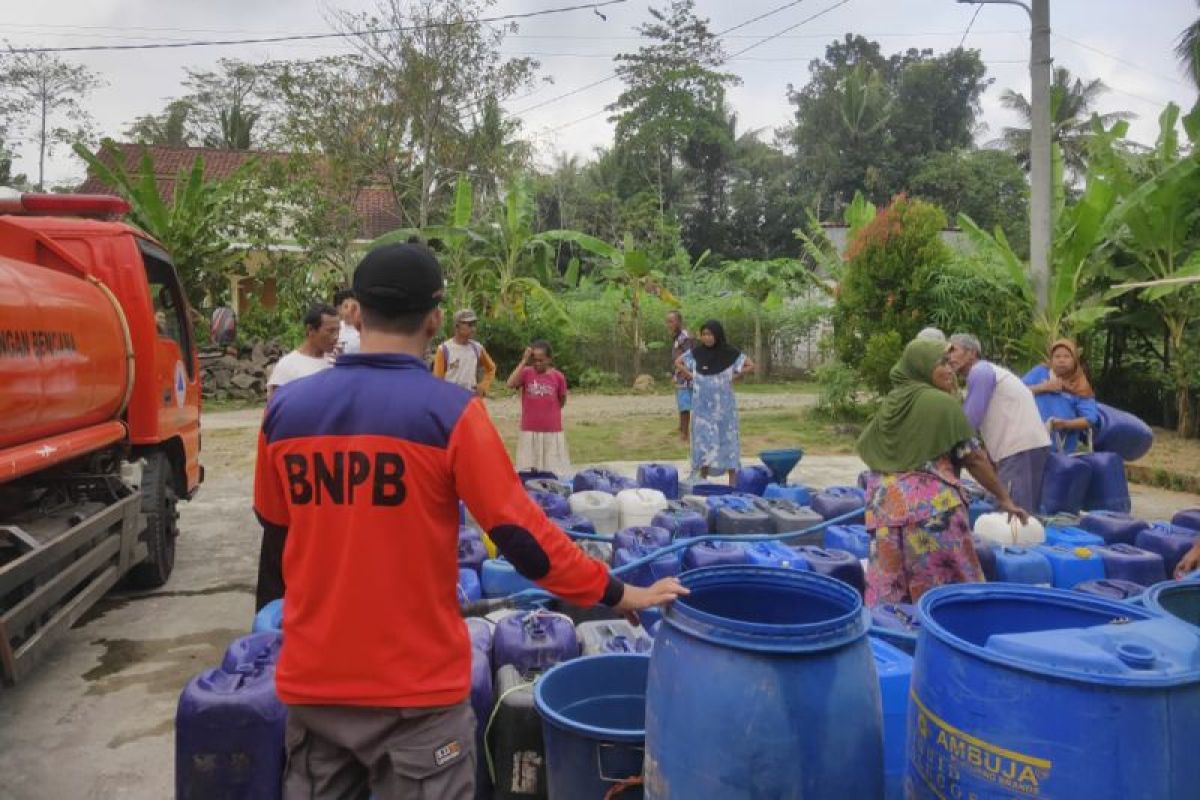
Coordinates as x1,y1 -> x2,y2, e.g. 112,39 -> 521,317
127,452 -> 178,589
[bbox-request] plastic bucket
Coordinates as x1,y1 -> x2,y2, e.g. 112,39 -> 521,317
645,566 -> 882,798
908,583 -> 1200,799
534,654 -> 649,799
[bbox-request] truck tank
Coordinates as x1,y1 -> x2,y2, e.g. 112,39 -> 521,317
0,254 -> 133,457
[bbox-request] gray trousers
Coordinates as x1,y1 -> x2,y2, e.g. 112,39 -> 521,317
284,701 -> 475,800
996,446 -> 1051,514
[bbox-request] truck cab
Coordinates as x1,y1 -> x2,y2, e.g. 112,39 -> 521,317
0,191 -> 203,683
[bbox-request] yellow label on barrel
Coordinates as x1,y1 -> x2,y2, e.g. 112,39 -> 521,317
909,690 -> 1053,798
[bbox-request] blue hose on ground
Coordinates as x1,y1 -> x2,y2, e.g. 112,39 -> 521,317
471,506 -> 867,612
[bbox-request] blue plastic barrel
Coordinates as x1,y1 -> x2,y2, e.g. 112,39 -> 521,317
1144,580 -> 1200,630
1094,402 -> 1154,462
644,566 -> 883,798
534,653 -> 649,799
908,583 -> 1200,799
176,664 -> 286,800
252,598 -> 283,633
871,637 -> 913,800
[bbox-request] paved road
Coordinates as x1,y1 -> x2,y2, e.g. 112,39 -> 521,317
0,412 -> 1196,798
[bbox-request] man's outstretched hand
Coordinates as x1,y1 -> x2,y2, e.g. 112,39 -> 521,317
614,576 -> 689,627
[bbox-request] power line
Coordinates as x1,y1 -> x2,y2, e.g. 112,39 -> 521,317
1053,33 -> 1192,90
514,0 -> 831,118
542,0 -> 854,135
3,1 -> 629,54
959,4 -> 983,50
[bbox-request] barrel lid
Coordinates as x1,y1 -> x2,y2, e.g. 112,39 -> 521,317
919,584 -> 1200,687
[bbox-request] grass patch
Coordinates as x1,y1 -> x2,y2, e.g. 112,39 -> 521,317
203,397 -> 263,413
492,407 -> 857,464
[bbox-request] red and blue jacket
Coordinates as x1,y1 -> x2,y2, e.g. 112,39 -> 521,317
254,352 -> 621,707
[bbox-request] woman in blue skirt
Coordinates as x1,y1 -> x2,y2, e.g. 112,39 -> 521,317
675,320 -> 755,483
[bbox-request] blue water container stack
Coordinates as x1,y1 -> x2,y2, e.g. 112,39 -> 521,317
824,524 -> 871,560
734,464 -> 772,496
871,637 -> 914,800
459,526 -> 488,575
612,526 -> 671,552
1136,522 -> 1199,576
573,467 -> 637,494
637,463 -> 679,499
481,557 -> 538,598
752,498 -> 824,543
907,583 -> 1200,799
711,501 -> 772,536
763,483 -> 813,506
527,488 -> 570,520
576,620 -> 653,655
1044,524 -> 1104,548
1034,545 -> 1105,589
176,632 -> 287,800
1039,454 -> 1093,515
650,507 -> 707,539
992,546 -> 1053,586
1095,543 -> 1168,586
613,542 -> 683,588
811,486 -> 867,525
683,540 -> 748,570
743,540 -> 809,570
1079,510 -> 1149,545
1079,450 -> 1132,513
793,546 -> 865,593
870,603 -> 921,655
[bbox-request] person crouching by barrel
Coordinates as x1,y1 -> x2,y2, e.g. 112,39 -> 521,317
856,339 -> 1029,604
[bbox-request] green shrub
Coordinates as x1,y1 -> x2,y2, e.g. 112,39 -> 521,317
859,330 -> 904,396
814,360 -> 861,420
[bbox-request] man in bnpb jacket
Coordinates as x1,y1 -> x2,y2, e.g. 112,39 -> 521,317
253,243 -> 686,799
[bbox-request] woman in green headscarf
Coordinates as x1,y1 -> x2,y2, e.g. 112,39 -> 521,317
858,339 -> 1028,604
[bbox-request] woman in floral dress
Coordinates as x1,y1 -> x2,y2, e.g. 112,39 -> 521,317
856,339 -> 1029,604
675,320 -> 755,484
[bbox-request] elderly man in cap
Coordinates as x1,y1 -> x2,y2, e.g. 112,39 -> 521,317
432,308 -> 497,397
253,243 -> 685,799
945,332 -> 1052,512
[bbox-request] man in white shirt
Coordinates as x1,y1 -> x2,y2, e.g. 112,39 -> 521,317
946,333 -> 1052,512
267,304 -> 340,401
432,309 -> 497,396
333,288 -> 361,356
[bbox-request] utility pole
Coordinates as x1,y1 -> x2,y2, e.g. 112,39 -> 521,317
958,0 -> 1052,313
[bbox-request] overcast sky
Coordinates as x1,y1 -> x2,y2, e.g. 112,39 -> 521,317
4,0 -> 1197,187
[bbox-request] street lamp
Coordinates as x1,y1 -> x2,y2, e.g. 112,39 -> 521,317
958,0 -> 1052,315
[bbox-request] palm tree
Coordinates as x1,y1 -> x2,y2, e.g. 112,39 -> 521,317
1177,3 -> 1200,89
999,67 -> 1132,179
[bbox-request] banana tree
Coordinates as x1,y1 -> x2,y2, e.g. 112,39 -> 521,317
794,190 -> 876,295
539,230 -> 680,376
721,258 -> 806,381
1104,103 -> 1200,435
74,140 -> 252,308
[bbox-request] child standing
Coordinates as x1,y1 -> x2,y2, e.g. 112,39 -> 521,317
507,340 -> 571,475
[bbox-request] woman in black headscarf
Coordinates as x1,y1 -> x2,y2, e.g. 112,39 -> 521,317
674,320 -> 755,483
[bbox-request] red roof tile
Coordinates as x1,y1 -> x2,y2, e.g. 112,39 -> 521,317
77,143 -> 404,239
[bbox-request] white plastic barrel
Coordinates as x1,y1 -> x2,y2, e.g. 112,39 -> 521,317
616,488 -> 668,530
569,490 -> 620,535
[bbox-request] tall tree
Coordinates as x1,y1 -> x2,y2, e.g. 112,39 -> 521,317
336,0 -> 539,227
3,51 -> 102,189
124,100 -> 194,147
1177,2 -> 1200,89
179,59 -> 277,150
609,0 -> 738,219
999,67 -> 1132,179
910,149 -> 1030,256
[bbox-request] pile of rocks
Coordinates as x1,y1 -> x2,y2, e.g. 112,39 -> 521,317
199,340 -> 286,401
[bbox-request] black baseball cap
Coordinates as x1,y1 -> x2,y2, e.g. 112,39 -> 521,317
352,243 -> 445,314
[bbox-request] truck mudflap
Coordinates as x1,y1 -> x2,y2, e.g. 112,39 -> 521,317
0,491 -> 145,684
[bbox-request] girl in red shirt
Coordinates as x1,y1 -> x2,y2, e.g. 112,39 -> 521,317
507,339 -> 571,474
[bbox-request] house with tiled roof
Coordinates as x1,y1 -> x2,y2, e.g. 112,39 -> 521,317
78,142 -> 405,314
